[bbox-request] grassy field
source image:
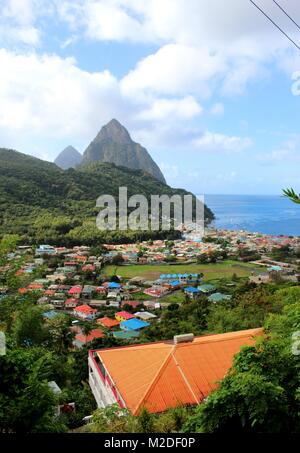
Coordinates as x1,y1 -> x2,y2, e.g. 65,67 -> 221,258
103,260 -> 260,281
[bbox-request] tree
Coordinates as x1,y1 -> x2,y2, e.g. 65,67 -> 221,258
283,188 -> 300,204
183,286 -> 300,433
0,347 -> 67,432
13,306 -> 50,347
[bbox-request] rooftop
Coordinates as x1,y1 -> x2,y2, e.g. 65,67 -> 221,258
95,328 -> 263,415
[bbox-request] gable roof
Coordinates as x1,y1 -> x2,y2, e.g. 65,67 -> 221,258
120,318 -> 150,331
96,328 -> 263,415
98,317 -> 120,328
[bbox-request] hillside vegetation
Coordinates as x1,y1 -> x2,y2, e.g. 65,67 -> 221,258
0,148 -> 214,245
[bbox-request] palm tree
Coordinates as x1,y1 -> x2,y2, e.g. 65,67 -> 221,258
283,188 -> 300,204
82,322 -> 93,344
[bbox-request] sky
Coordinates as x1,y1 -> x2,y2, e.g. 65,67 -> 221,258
1,0 -> 300,195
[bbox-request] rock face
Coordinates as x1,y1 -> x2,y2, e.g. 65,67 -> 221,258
55,146 -> 82,170
81,119 -> 166,183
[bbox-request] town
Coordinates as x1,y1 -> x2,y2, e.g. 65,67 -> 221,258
1,226 -> 300,432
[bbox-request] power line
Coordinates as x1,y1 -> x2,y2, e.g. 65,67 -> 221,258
249,0 -> 300,51
272,0 -> 300,32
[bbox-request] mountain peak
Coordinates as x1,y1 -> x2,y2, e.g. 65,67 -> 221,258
97,119 -> 132,144
81,119 -> 166,183
55,146 -> 82,170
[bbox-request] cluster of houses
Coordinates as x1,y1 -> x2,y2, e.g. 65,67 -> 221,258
10,243 -> 236,346
206,228 -> 300,256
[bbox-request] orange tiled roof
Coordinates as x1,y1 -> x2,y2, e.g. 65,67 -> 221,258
97,317 -> 120,328
76,329 -> 104,343
96,328 -> 263,415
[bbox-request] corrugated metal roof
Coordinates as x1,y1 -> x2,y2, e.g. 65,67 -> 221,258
96,328 -> 263,415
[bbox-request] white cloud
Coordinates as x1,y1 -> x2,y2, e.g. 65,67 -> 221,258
55,0 -> 300,103
121,44 -> 226,99
137,96 -> 202,121
193,132 -> 252,152
0,49 -> 121,138
0,48 -> 203,157
257,137 -> 300,164
0,0 -> 41,45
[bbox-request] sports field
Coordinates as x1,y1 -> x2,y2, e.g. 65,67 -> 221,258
103,260 -> 260,281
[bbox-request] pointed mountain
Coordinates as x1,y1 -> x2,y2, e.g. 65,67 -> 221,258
55,145 -> 82,170
81,119 -> 166,183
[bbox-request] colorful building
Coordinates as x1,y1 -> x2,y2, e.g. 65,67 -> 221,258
88,328 -> 263,414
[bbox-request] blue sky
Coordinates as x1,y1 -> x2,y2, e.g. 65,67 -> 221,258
1,0 -> 300,195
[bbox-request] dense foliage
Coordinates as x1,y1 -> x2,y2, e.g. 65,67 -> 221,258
0,148 -> 214,245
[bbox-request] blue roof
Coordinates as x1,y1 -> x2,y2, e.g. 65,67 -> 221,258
160,274 -> 166,279
184,287 -> 200,293
43,310 -> 59,319
268,265 -> 282,271
166,274 -> 172,278
108,282 -> 121,288
120,318 -> 150,331
169,280 -> 181,286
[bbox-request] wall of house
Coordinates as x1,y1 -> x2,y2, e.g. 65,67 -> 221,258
88,352 -> 125,409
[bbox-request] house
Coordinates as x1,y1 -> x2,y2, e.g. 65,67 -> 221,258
68,285 -> 82,299
143,300 -> 161,310
120,300 -> 141,309
36,245 -> 56,256
120,318 -> 150,331
112,330 -> 140,340
88,328 -> 263,413
74,329 -> 105,348
134,311 -> 157,321
82,285 -> 95,299
51,299 -> 65,308
89,300 -> 108,308
115,311 -> 134,322
184,287 -> 200,298
198,284 -> 216,294
208,293 -> 232,303
97,317 -> 120,329
43,310 -> 60,320
108,300 -> 120,308
95,286 -> 107,294
65,298 -> 78,309
74,305 -> 97,320
143,287 -> 168,298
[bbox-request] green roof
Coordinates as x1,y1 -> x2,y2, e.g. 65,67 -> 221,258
198,284 -> 216,293
208,292 -> 231,302
112,330 -> 140,339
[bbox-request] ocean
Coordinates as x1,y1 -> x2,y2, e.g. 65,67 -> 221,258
205,194 -> 300,237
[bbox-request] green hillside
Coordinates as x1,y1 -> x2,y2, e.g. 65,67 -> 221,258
0,148 -> 214,245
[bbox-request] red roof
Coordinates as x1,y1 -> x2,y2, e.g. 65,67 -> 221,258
28,283 -> 43,290
74,304 -> 97,314
115,311 -> 134,320
75,329 -> 104,343
97,317 -> 120,328
65,298 -> 77,305
82,265 -> 95,272
96,286 -> 106,292
69,286 -> 82,295
121,300 -> 141,308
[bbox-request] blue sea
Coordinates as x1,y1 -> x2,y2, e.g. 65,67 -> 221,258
205,194 -> 300,237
